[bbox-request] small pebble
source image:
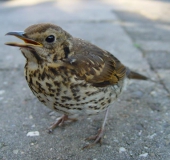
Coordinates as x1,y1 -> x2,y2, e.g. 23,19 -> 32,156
13,149 -> 19,154
21,151 -> 24,154
31,124 -> 35,128
27,131 -> 39,137
147,133 -> 156,139
119,147 -> 126,153
150,91 -> 157,97
114,139 -> 119,143
139,153 -> 148,157
129,151 -> 133,156
30,142 -> 35,146
138,130 -> 142,136
29,115 -> 33,119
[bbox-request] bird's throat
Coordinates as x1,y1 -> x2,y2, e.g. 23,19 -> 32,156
21,48 -> 42,64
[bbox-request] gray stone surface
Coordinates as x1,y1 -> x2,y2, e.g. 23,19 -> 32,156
0,0 -> 170,160
145,51 -> 170,69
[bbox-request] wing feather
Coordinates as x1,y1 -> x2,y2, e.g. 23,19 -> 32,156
64,38 -> 126,87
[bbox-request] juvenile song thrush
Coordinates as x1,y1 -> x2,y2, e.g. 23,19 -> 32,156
5,23 -> 147,148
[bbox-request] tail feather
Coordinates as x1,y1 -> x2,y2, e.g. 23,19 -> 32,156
126,68 -> 148,80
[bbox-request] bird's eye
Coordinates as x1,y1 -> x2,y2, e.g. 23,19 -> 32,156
45,35 -> 55,43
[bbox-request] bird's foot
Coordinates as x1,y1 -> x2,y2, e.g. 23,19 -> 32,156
48,115 -> 77,133
83,108 -> 109,149
83,128 -> 104,149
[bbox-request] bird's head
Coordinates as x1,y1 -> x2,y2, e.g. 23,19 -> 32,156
5,23 -> 72,63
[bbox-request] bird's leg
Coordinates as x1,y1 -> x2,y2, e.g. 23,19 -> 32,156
48,114 -> 77,133
83,107 -> 109,149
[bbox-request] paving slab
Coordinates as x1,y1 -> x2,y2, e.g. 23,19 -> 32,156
0,0 -> 170,160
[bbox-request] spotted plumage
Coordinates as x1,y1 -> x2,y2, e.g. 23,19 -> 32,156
5,23 -> 148,148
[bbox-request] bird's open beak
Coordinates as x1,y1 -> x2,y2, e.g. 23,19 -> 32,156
5,31 -> 43,47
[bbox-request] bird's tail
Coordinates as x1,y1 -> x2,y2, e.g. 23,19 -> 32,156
126,68 -> 148,80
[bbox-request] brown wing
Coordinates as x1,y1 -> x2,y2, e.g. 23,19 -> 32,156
64,38 -> 126,87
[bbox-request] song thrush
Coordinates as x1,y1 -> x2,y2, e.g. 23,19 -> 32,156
5,23 -> 148,148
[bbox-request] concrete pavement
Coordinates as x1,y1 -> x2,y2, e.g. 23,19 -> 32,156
0,0 -> 170,160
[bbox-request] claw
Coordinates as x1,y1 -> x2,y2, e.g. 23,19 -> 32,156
83,128 -> 104,149
48,115 -> 77,133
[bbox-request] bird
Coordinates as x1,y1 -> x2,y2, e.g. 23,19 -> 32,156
5,23 -> 148,148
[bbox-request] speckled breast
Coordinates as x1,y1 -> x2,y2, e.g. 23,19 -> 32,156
25,64 -> 124,116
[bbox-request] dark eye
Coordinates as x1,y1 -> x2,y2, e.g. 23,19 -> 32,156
45,35 -> 55,43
